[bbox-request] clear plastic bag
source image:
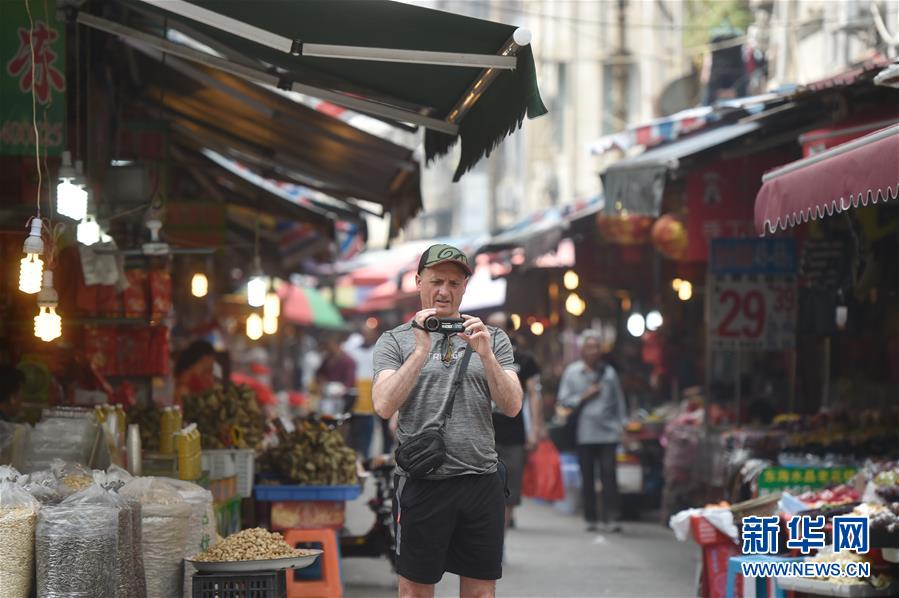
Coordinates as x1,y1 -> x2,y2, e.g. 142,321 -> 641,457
36,501 -> 118,597
166,478 -> 217,597
21,469 -> 62,505
0,480 -> 40,598
120,477 -> 192,598
60,484 -> 145,598
0,464 -> 22,482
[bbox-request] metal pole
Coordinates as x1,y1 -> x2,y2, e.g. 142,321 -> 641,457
734,347 -> 741,426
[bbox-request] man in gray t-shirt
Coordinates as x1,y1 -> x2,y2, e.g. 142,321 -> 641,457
373,243 -> 522,598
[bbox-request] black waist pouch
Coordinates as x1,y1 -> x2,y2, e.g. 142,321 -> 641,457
395,430 -> 446,479
395,345 -> 473,480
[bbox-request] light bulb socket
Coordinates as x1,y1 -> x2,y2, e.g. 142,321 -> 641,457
37,271 -> 58,306
58,150 -> 76,179
23,218 -> 44,254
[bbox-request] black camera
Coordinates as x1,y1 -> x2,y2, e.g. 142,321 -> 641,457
424,316 -> 465,334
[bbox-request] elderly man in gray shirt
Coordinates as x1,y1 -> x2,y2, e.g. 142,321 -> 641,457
557,329 -> 628,533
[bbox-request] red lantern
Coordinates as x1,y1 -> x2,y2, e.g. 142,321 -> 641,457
651,214 -> 688,261
596,214 -> 654,245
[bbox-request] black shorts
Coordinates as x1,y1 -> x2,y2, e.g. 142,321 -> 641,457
394,471 -> 505,584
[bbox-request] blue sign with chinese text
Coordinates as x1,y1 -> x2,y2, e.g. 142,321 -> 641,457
709,238 -> 797,275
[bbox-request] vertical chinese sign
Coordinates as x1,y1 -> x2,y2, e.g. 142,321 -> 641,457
1,0 -> 66,156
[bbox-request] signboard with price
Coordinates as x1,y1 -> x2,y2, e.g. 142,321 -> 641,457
708,239 -> 798,351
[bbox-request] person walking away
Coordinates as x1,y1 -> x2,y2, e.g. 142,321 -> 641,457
557,330 -> 627,533
343,323 -> 380,458
486,312 -> 542,533
373,244 -> 522,598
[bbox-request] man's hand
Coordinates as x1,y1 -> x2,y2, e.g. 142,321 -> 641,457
411,308 -> 437,353
459,314 -> 492,356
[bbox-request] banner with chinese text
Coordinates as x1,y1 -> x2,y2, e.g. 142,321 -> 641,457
757,466 -> 857,495
1,0 -> 66,155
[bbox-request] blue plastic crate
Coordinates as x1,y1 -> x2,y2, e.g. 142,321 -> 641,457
254,484 -> 362,502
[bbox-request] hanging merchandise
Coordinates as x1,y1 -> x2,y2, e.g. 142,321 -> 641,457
19,218 -> 44,294
34,271 -> 62,342
651,214 -> 689,261
56,151 -> 87,221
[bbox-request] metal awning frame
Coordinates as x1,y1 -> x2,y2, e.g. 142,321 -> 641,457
137,0 -> 519,70
78,12 -> 460,135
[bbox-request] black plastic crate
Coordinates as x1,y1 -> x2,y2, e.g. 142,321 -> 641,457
192,569 -> 287,598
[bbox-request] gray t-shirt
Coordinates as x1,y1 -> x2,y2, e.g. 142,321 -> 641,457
373,322 -> 517,479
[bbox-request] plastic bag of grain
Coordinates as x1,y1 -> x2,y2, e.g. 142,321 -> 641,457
120,477 -> 192,598
0,480 -> 40,598
165,478 -> 217,597
21,469 -> 62,505
36,501 -> 118,597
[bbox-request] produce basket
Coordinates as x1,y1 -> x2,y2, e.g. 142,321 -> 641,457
254,484 -> 362,502
192,569 -> 286,598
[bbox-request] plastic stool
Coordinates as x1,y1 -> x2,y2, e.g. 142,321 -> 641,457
726,555 -> 798,598
283,528 -> 342,598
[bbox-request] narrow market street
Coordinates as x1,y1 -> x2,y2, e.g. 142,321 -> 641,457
343,489 -> 698,597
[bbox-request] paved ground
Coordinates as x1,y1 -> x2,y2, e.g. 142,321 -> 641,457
341,490 -> 699,598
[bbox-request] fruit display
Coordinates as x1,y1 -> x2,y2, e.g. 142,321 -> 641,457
258,421 -> 357,485
797,484 -> 861,509
182,385 -> 266,450
874,467 -> 899,502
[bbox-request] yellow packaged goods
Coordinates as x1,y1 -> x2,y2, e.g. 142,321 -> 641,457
193,527 -> 317,562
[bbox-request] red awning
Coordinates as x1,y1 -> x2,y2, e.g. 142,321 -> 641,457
755,124 -> 899,235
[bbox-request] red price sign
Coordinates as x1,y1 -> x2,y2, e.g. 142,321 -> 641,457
710,276 -> 796,351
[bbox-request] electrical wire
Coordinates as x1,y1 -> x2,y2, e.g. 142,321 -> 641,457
25,0 -> 41,220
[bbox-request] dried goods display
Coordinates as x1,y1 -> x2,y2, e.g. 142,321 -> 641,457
0,481 -> 40,598
182,385 -> 266,450
258,421 -> 358,485
36,503 -> 119,598
193,527 -> 317,562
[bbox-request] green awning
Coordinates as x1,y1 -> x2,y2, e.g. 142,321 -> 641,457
100,0 -> 547,180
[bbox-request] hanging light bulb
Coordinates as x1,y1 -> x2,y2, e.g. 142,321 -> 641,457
34,271 -> 62,342
263,314 -> 278,335
678,280 -> 693,301
191,273 -> 209,298
563,270 -> 579,291
264,291 -> 280,320
77,214 -> 101,246
246,313 -> 263,340
247,258 -> 266,307
565,292 -> 586,316
646,310 -> 663,331
530,321 -> 545,336
56,151 -> 87,221
510,314 -> 521,331
19,218 -> 44,294
627,313 -> 646,337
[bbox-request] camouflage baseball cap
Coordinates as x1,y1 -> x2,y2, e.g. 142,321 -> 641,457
417,244 -> 472,276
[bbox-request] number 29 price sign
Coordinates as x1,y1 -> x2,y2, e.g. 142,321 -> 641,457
708,239 -> 798,352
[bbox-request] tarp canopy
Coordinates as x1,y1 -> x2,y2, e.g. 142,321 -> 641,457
95,0 -> 547,181
755,124 -> 899,234
123,43 -> 422,232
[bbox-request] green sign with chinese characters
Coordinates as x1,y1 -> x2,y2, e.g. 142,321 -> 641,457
758,466 -> 858,494
1,0 -> 66,155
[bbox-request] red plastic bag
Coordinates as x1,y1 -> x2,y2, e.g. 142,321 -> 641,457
522,439 -> 565,501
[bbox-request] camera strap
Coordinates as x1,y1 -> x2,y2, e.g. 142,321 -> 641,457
438,345 -> 473,428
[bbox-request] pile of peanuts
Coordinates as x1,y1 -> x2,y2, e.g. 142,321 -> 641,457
193,527 -> 313,562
